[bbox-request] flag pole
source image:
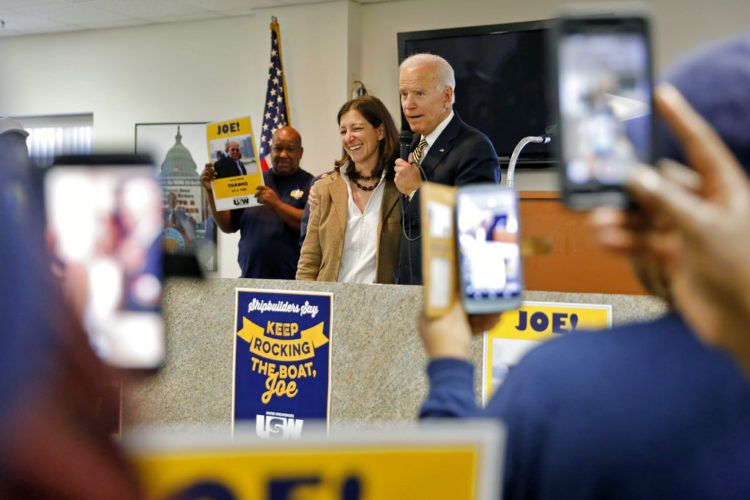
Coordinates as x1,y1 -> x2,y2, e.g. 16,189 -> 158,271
271,16 -> 291,125
259,16 -> 292,171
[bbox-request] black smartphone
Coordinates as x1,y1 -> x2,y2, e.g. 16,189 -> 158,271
44,154 -> 165,370
552,11 -> 654,210
456,184 -> 523,314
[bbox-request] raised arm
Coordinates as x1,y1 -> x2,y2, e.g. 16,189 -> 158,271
255,186 -> 304,232
200,162 -> 235,233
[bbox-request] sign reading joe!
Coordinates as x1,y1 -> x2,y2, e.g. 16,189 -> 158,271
233,289 -> 332,438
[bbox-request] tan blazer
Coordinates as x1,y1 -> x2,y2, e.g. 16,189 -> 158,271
296,171 -> 401,283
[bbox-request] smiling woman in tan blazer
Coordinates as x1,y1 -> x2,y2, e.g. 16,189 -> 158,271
297,96 -> 401,284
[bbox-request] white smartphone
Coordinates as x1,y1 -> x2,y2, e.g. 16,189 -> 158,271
456,184 -> 523,314
45,154 -> 165,370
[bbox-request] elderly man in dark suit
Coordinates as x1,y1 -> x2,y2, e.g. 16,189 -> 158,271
394,53 -> 500,285
214,140 -> 247,178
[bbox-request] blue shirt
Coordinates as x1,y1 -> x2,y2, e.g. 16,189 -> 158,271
421,312 -> 750,499
231,168 -> 313,279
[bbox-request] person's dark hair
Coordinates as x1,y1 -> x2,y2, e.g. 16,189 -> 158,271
335,95 -> 399,179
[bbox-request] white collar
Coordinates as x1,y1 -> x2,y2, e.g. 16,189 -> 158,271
422,110 -> 454,146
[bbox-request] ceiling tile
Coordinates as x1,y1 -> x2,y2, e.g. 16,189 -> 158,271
0,0 -> 410,37
0,0 -> 63,9
93,0 -> 208,19
11,3 -> 138,27
182,0 -> 276,9
0,8 -> 81,32
148,11 -> 226,24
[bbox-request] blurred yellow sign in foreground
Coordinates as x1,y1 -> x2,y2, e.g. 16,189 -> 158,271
130,424 -> 502,499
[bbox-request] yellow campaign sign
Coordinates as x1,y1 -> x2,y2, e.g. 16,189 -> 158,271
484,301 -> 611,401
490,301 -> 611,341
212,176 -> 255,199
206,116 -> 264,211
211,175 -> 265,211
133,444 -> 488,499
207,117 -> 254,142
238,317 -> 329,363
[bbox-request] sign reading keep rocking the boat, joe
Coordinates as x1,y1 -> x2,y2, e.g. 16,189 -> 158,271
232,289 -> 332,438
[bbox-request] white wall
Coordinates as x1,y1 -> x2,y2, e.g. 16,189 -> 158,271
0,0 -> 747,275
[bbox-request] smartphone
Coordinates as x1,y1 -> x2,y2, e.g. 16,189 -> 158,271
45,154 -> 165,370
456,185 -> 523,314
552,11 -> 654,209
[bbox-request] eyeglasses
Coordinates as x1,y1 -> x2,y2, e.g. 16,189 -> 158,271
230,148 -> 241,152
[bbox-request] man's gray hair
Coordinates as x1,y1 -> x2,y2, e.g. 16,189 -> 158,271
400,53 -> 456,103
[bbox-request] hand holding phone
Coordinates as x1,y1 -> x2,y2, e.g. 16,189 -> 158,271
552,10 -> 654,209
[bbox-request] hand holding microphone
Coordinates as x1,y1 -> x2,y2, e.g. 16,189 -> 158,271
395,130 -> 423,196
400,130 -> 412,161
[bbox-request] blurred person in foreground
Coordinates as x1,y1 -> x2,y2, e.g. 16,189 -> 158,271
591,37 -> 750,375
296,95 -> 401,283
395,53 -> 500,285
418,36 -> 750,499
0,120 -> 140,498
202,126 -> 313,279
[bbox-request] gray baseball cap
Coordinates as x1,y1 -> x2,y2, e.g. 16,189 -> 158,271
0,117 -> 28,138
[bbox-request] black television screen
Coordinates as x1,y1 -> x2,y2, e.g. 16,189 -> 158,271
398,20 -> 553,167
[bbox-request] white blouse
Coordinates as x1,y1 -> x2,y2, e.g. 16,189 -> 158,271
336,169 -> 386,284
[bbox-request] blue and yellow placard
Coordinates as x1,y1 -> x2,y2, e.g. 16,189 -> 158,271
483,301 -> 611,402
233,289 -> 332,437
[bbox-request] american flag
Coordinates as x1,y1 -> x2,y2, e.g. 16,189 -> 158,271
259,17 -> 291,172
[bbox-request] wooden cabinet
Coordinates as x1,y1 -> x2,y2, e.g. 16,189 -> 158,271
520,191 -> 646,295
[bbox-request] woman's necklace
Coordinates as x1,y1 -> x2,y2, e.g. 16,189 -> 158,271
349,169 -> 381,191
350,171 -> 380,181
351,177 -> 380,192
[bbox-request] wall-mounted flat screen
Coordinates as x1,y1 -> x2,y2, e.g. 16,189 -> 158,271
398,20 -> 553,167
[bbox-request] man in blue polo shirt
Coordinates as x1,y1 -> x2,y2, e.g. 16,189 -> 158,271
202,126 -> 313,279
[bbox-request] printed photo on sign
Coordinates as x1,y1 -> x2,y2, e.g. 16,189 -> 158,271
206,117 -> 264,210
483,301 -> 611,403
233,289 -> 332,438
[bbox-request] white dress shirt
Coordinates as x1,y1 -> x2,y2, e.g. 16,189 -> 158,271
419,110 -> 454,160
408,110 -> 455,200
336,169 -> 386,284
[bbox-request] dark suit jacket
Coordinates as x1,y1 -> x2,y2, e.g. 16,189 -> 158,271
215,155 -> 246,179
397,112 -> 500,285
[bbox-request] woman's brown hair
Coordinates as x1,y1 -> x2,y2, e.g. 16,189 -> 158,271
335,95 -> 399,179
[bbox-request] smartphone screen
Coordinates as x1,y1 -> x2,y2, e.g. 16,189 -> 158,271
556,15 -> 653,209
457,186 -> 522,313
45,157 -> 165,370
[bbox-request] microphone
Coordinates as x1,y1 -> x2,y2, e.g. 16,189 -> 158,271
399,130 -> 412,161
544,123 -> 558,141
